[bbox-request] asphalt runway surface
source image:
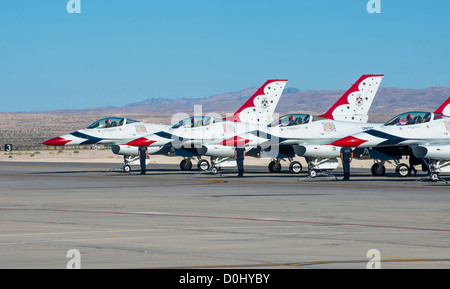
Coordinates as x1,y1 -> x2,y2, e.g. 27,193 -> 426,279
1,161 -> 450,269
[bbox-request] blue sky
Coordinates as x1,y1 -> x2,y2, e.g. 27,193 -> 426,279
1,0 -> 450,112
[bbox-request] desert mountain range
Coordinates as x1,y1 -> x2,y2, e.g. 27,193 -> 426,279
44,86 -> 450,119
124,86 -> 450,117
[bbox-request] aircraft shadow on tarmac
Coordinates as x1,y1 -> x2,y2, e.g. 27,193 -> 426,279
26,164 -> 449,185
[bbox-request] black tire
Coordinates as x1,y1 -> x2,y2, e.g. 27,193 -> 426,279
268,161 -> 281,173
430,173 -> 439,182
395,163 -> 410,177
210,167 -> 219,175
180,159 -> 192,171
289,161 -> 302,174
123,165 -> 131,173
371,163 -> 386,176
197,159 -> 210,171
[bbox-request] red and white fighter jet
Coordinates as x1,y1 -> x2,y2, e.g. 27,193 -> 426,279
42,79 -> 288,173
126,79 -> 288,173
330,97 -> 450,179
40,117 -> 172,172
228,74 -> 384,176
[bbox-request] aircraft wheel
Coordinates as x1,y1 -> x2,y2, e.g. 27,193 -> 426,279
289,161 -> 302,174
180,159 -> 192,171
309,170 -> 317,178
268,161 -> 281,173
430,173 -> 439,182
210,167 -> 219,175
123,165 -> 131,173
371,163 -> 386,176
197,159 -> 210,171
395,163 -> 410,177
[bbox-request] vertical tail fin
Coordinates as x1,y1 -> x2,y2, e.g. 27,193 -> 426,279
225,79 -> 288,124
434,97 -> 450,116
319,74 -> 384,123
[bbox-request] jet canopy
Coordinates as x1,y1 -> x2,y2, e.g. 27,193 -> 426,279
383,111 -> 444,126
87,117 -> 139,129
171,116 -> 221,129
268,113 -> 319,127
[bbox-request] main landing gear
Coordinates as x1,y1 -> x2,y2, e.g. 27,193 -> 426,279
179,157 -> 210,171
268,158 -> 303,174
370,160 -> 411,177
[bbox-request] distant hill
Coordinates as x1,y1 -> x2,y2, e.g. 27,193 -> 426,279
2,85 -> 450,147
42,85 -> 450,120
276,86 -> 450,120
110,85 -> 450,121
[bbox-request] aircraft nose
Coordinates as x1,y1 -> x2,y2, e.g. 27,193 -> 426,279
39,137 -> 72,146
126,137 -> 157,147
329,136 -> 368,147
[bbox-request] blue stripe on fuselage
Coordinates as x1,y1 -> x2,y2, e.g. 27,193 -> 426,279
70,131 -> 104,145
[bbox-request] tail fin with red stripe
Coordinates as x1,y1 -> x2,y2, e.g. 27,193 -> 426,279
434,97 -> 450,116
225,79 -> 288,124
319,74 -> 384,123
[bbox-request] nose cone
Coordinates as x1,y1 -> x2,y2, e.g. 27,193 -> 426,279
39,137 -> 72,146
126,137 -> 157,147
329,136 -> 368,147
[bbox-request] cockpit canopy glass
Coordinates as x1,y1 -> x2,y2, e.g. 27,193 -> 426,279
384,111 -> 434,126
87,117 -> 136,129
171,116 -> 213,129
268,114 -> 312,127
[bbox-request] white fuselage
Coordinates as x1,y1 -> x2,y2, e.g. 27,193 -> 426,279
337,113 -> 450,149
242,115 -> 382,158
133,117 -> 268,157
330,112 -> 450,172
61,122 -> 170,146
41,117 -> 172,157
